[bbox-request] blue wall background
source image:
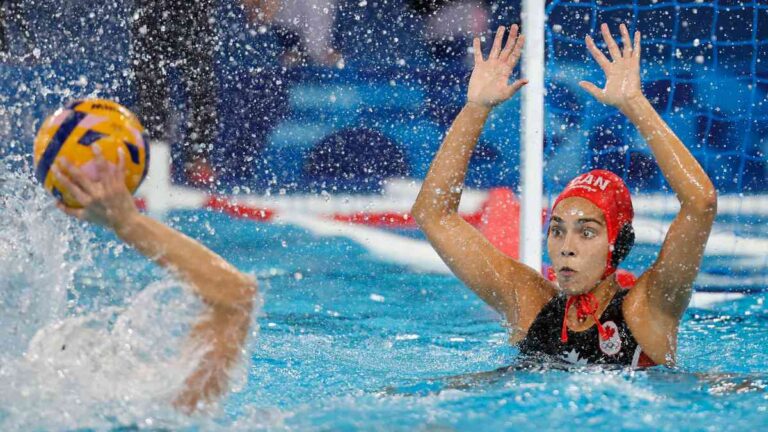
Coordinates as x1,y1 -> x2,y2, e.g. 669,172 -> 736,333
0,0 -> 765,194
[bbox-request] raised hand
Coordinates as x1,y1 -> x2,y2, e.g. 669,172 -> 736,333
467,25 -> 528,108
580,23 -> 644,110
52,145 -> 139,230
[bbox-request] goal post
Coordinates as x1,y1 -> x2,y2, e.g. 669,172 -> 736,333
519,0 -> 547,271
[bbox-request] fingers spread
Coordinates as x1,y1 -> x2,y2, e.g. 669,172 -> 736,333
578,81 -> 605,102
92,144 -> 110,181
92,142 -> 104,159
508,34 -> 525,67
117,146 -> 126,171
586,35 -> 610,71
52,164 -> 90,206
633,30 -> 642,62
510,78 -> 529,93
473,37 -> 483,64
499,79 -> 529,101
57,158 -> 94,196
500,24 -> 519,61
600,23 -> 621,61
489,25 -> 506,59
114,147 -> 127,187
620,23 -> 632,58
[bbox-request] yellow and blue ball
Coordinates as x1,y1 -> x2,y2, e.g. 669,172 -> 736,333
33,98 -> 150,208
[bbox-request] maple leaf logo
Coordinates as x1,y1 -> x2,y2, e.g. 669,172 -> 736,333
561,348 -> 589,365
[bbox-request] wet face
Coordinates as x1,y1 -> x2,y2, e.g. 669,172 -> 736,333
546,197 -> 610,295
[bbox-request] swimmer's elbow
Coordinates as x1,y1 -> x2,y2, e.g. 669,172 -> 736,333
682,187 -> 718,215
216,273 -> 258,311
411,201 -> 445,228
411,201 -> 428,226
231,275 -> 258,309
703,187 -> 718,210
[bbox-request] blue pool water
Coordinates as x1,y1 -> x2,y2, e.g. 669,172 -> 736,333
200,211 -> 768,431
1,178 -> 767,430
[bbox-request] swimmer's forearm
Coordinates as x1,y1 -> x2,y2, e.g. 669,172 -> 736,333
114,213 -> 257,308
413,103 -> 491,221
621,96 -> 716,210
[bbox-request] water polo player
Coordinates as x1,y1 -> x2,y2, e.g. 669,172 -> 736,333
412,23 -> 717,367
52,146 -> 257,411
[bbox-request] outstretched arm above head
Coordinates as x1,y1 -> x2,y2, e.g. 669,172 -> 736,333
412,25 -> 553,333
414,25 -> 528,225
581,24 -> 717,361
53,147 -> 257,412
582,24 -> 716,214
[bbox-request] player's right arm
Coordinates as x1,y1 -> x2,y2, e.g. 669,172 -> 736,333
53,147 -> 257,412
411,25 -> 554,333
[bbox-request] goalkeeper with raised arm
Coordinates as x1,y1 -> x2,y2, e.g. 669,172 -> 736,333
412,23 -> 717,367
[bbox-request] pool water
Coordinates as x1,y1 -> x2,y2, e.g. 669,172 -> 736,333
1,175 -> 767,430
205,212 -> 768,431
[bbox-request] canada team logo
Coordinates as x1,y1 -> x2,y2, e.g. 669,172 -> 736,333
567,173 -> 612,193
598,321 -> 622,356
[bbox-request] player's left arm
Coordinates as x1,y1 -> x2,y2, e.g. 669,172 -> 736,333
53,147 -> 257,411
580,24 -> 717,363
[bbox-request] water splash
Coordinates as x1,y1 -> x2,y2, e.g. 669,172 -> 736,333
0,279 -> 207,430
0,159 -> 260,430
0,158 -> 92,357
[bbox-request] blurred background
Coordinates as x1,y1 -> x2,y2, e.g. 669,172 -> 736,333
0,0 -> 765,197
2,3 -> 768,429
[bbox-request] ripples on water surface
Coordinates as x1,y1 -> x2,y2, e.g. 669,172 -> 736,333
1,162 -> 766,430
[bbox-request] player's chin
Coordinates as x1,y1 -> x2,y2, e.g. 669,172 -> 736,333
557,277 -> 590,296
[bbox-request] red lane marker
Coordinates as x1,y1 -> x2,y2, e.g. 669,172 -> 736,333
163,188 -> 545,230
204,196 -> 275,221
461,212 -> 484,226
332,211 -> 484,227
332,212 -> 416,227
478,187 -> 520,259
134,197 -> 147,211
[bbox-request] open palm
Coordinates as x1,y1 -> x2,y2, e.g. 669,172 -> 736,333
580,23 -> 644,110
467,25 -> 527,108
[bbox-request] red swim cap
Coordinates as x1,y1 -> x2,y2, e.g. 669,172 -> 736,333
551,169 -> 634,277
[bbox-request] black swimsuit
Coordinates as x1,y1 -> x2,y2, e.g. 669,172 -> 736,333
518,290 -> 655,367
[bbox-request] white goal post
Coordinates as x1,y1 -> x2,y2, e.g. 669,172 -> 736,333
519,0 -> 546,271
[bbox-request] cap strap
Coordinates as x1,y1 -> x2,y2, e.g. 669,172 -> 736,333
561,293 -> 612,343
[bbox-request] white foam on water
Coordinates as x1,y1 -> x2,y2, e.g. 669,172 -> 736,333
0,161 -> 262,430
565,370 -> 660,402
0,279 -> 208,430
0,163 -> 95,356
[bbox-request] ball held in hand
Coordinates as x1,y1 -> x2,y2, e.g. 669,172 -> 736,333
33,99 -> 150,208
